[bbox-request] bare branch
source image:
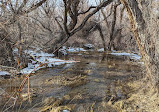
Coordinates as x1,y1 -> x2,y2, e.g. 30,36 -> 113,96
78,6 -> 96,15
55,16 -> 64,31
23,0 -> 47,14
70,0 -> 113,35
51,0 -> 113,53
8,0 -> 15,13
63,0 -> 70,35
17,0 -> 27,14
31,17 -> 53,33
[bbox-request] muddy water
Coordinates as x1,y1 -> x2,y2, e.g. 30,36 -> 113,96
0,52 -> 144,112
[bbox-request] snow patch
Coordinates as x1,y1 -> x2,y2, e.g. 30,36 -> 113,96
62,110 -> 70,112
25,49 -> 54,57
59,46 -> 87,54
0,71 -> 10,76
110,52 -> 141,60
83,44 -> 94,49
138,62 -> 144,65
67,47 -> 86,52
21,49 -> 73,74
98,48 -> 104,52
59,46 -> 68,55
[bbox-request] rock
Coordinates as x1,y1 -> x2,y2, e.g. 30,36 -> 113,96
62,109 -> 70,112
83,44 -> 94,50
0,71 -> 11,79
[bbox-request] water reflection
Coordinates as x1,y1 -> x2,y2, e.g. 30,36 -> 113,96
0,52 -> 144,112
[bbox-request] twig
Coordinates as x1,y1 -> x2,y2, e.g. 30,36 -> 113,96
15,60 -> 80,105
28,76 -> 31,103
90,102 -> 96,112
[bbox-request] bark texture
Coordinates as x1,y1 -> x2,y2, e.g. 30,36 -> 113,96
120,0 -> 159,87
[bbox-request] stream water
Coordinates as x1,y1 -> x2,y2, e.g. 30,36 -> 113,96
0,52 -> 144,112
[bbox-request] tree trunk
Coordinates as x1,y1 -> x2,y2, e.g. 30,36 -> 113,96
96,24 -> 107,51
108,4 -> 118,51
0,28 -> 15,66
120,0 -> 159,88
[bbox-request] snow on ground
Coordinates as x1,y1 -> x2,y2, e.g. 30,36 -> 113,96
24,49 -> 54,57
62,110 -> 70,112
98,48 -> 105,52
65,47 -> 141,60
21,48 -> 142,74
138,62 -> 144,65
98,48 -> 117,52
67,47 -> 86,52
1,47 -> 142,76
97,48 -> 141,60
83,44 -> 94,49
21,49 -> 73,74
110,52 -> 141,60
0,71 -> 10,76
59,46 -> 87,55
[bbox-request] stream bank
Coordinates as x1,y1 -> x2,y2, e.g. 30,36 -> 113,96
0,51 -> 144,112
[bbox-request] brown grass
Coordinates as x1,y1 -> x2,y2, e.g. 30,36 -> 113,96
112,80 -> 159,112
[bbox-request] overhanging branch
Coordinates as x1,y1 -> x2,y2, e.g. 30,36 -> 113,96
70,0 -> 113,35
77,6 -> 97,15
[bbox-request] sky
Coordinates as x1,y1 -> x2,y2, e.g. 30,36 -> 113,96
56,0 -> 100,6
88,0 -> 100,5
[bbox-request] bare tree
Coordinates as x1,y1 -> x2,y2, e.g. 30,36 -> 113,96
0,0 -> 47,67
120,0 -> 159,88
101,1 -> 127,51
47,0 -> 113,54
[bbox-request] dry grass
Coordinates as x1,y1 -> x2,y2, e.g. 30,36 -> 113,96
111,79 -> 159,112
40,75 -> 87,112
40,93 -> 81,112
45,74 -> 87,88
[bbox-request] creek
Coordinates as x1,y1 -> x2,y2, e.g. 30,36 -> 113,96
0,51 -> 144,112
